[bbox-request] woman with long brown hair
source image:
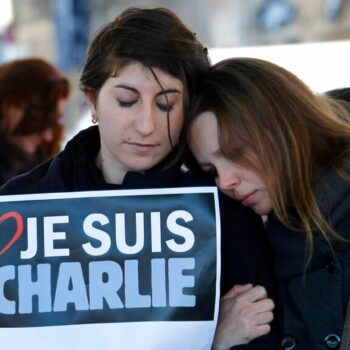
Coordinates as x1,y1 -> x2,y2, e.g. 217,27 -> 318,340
189,57 -> 350,349
0,58 -> 70,185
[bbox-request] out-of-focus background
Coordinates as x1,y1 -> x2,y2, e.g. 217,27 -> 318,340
1,0 -> 349,144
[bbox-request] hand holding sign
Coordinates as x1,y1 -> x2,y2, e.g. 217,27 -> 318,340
212,284 -> 275,350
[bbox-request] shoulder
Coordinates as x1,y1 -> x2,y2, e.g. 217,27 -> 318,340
0,154 -> 66,195
316,163 -> 350,235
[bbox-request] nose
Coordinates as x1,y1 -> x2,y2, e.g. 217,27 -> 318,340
41,128 -> 55,143
216,172 -> 241,192
135,106 -> 155,136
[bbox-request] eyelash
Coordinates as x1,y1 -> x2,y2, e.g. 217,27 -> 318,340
157,103 -> 174,112
118,100 -> 136,108
117,100 -> 174,112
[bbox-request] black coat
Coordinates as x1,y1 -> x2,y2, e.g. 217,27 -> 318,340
0,126 -> 280,349
266,163 -> 350,350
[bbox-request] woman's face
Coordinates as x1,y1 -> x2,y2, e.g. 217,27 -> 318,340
7,98 -> 66,156
190,111 -> 272,215
87,62 -> 184,184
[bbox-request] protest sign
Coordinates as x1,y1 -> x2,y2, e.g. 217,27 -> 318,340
0,187 -> 220,349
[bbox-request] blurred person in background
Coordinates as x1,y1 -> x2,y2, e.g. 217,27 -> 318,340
0,58 -> 70,185
326,87 -> 350,102
326,87 -> 350,112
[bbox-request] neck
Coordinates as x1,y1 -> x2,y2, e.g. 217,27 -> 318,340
95,150 -> 127,185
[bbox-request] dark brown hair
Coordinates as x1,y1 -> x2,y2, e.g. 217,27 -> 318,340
80,7 -> 210,169
0,58 -> 70,156
190,57 -> 350,253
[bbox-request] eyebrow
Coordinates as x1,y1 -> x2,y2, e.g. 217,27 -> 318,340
114,84 -> 181,96
156,89 -> 181,97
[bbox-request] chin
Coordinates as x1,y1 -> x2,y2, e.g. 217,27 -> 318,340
125,159 -> 161,172
252,204 -> 272,216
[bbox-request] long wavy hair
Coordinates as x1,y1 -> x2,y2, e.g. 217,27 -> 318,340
190,57 -> 350,255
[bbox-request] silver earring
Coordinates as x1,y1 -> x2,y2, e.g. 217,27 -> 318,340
92,114 -> 98,124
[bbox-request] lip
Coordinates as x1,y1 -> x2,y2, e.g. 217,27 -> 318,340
238,190 -> 258,206
126,141 -> 157,153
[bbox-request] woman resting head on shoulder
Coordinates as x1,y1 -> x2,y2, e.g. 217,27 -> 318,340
0,8 -> 280,350
0,58 -> 69,185
80,12 -> 277,349
188,57 -> 350,349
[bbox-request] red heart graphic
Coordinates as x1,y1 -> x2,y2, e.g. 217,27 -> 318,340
0,211 -> 24,256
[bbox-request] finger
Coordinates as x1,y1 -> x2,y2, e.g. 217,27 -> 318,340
235,285 -> 267,303
252,298 -> 275,314
222,284 -> 253,300
254,310 -> 274,325
249,324 -> 271,341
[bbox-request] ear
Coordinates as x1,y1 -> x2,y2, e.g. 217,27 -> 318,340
84,90 -> 97,115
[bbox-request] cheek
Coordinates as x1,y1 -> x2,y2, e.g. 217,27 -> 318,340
168,112 -> 184,143
6,108 -> 24,131
98,103 -> 126,130
56,99 -> 67,116
12,135 -> 40,155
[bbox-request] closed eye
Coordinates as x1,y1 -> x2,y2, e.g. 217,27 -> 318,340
157,102 -> 174,113
118,99 -> 137,108
232,146 -> 244,158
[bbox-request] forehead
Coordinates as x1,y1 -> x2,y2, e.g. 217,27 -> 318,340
190,111 -> 220,150
191,111 -> 218,136
106,62 -> 184,92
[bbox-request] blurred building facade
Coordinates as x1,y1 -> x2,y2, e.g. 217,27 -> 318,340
1,0 -> 349,135
4,0 -> 350,62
